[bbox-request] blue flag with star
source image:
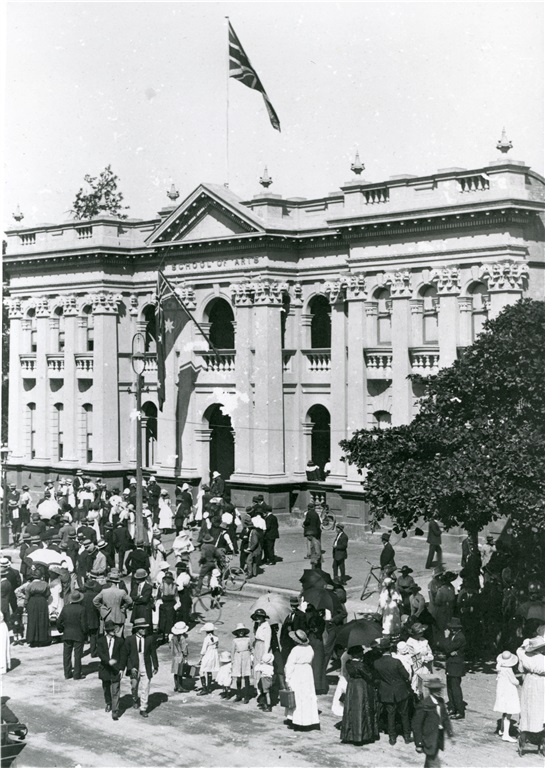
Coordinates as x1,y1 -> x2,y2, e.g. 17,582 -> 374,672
155,271 -> 217,410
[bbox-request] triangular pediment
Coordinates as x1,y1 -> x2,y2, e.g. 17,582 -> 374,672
147,183 -> 265,246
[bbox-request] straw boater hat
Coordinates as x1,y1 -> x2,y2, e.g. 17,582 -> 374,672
171,621 -> 189,636
200,622 -> 215,633
526,637 -> 545,654
219,651 -> 232,663
134,568 -> 148,581
108,569 -> 121,582
232,623 -> 250,636
262,652 -> 274,664
289,629 -> 309,645
496,651 -> 518,667
133,618 -> 149,630
97,540 -> 107,550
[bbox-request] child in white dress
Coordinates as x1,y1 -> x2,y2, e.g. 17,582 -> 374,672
198,622 -> 219,695
216,651 -> 233,698
493,650 -> 520,742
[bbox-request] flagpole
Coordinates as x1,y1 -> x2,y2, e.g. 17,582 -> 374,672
225,16 -> 230,188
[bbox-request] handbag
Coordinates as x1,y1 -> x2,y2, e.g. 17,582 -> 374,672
279,688 -> 296,709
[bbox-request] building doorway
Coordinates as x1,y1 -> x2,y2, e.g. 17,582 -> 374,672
208,404 -> 234,480
308,404 -> 331,476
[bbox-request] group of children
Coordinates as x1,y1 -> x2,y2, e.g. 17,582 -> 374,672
168,619 -> 276,711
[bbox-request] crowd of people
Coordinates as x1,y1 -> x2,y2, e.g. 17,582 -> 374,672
1,473 -> 545,766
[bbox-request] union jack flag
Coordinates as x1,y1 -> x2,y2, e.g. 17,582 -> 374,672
155,271 -> 218,410
228,21 -> 281,132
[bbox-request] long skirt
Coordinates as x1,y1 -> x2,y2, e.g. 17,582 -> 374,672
158,599 -> 176,636
340,677 -> 380,744
26,594 -> 51,645
309,635 -> 328,694
285,663 -> 320,727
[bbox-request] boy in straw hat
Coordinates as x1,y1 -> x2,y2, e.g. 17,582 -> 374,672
412,675 -> 453,767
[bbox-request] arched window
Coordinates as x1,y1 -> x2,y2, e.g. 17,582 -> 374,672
143,305 -> 157,353
374,288 -> 392,344
419,285 -> 438,344
24,307 -> 37,353
82,403 -> 93,463
307,404 -> 331,474
26,402 -> 36,459
207,404 -> 234,480
207,299 -> 235,349
373,410 -> 392,430
281,293 -> 290,350
82,306 -> 94,352
468,282 -> 489,340
54,306 -> 65,352
309,296 -> 331,348
53,402 -> 64,460
142,401 -> 157,467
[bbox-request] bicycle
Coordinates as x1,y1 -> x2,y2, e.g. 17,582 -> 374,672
360,560 -> 383,602
315,502 -> 336,532
221,555 -> 247,593
191,587 -> 223,624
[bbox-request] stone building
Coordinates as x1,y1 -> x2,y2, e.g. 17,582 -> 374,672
3,150 -> 544,526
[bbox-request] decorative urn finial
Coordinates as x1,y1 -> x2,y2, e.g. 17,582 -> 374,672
496,128 -> 513,155
259,167 -> 273,189
350,150 -> 365,175
167,183 -> 180,202
12,204 -> 24,222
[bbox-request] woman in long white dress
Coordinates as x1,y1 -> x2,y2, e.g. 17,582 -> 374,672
158,491 -> 174,532
517,637 -> 545,736
251,610 -> 271,687
0,612 -> 11,673
285,629 -> 320,730
379,577 -> 403,636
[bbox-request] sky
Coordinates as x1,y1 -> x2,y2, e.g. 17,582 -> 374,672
2,1 -> 544,227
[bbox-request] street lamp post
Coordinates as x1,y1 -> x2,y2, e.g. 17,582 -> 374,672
131,333 -> 146,546
1,445 -> 11,547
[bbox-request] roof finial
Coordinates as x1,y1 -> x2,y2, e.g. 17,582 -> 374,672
259,166 -> 273,189
12,204 -> 24,222
496,128 -> 513,155
351,150 -> 365,175
167,183 -> 180,202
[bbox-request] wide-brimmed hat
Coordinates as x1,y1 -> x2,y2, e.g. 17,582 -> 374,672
289,629 -> 309,645
212,471 -> 221,478
433,565 -> 445,576
526,637 -> 545,654
409,622 -> 427,636
400,565 -> 413,574
232,623 -> 250,636
162,572 -> 174,581
497,651 -> 518,667
159,561 -> 170,571
70,590 -> 83,603
134,568 -> 148,580
171,621 -> 189,635
219,651 -> 232,663
447,617 -> 463,629
104,620 -> 116,632
133,618 -> 149,630
97,540 -> 107,550
422,674 -> 444,690
410,584 -> 422,592
442,571 -> 458,582
251,609 -> 269,621
200,622 -> 215,633
108,569 -> 121,582
202,534 -> 214,544
262,652 -> 274,664
348,645 -> 365,657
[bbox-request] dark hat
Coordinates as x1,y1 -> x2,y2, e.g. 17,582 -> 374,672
447,617 -> 463,629
22,485 -> 29,490
108,569 -> 121,582
422,674 -> 444,690
289,596 -> 300,606
348,645 -> 364,657
22,532 -> 32,540
410,584 -> 422,592
68,531 -> 77,538
97,540 -> 107,550
381,532 -> 391,541
133,618 -> 149,630
104,620 -> 116,632
250,609 -> 269,621
134,568 -> 148,580
255,494 -> 264,501
400,565 -> 413,574
336,522 -> 345,530
307,503 -> 315,510
202,534 -> 214,544
442,571 -> 457,582
409,622 -> 427,636
70,590 -> 83,603
162,572 -> 174,581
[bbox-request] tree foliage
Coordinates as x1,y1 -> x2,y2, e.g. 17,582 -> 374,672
341,299 -> 545,538
71,165 -> 129,220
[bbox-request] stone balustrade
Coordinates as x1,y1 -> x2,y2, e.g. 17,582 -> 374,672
282,350 -> 295,373
196,350 -> 236,373
363,186 -> 389,204
364,347 -> 393,377
303,349 -> 331,373
409,346 -> 440,374
144,356 -> 158,373
457,173 -> 490,193
20,354 -> 36,374
46,354 -> 65,373
75,354 -> 94,374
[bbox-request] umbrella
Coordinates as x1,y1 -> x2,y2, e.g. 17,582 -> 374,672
302,586 -> 342,613
249,593 -> 291,626
336,618 -> 383,649
26,549 -> 64,566
300,568 -> 334,589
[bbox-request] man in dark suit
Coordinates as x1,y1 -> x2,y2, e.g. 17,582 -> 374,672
332,522 -> 349,583
93,569 -> 133,637
146,477 -> 162,526
380,533 -> 396,575
373,639 -> 412,745
57,590 -> 88,680
426,518 -> 443,569
441,617 -> 466,719
263,509 -> 279,565
130,570 -> 154,630
280,596 -> 308,662
122,618 -> 158,717
302,503 -> 322,565
97,619 -> 124,720
412,675 -> 453,767
113,522 -> 133,573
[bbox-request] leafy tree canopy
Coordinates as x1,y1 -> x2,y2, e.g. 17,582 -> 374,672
341,299 -> 545,539
71,165 -> 129,220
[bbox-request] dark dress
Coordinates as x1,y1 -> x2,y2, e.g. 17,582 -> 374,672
158,581 -> 177,637
25,579 -> 51,645
307,612 -> 328,695
340,659 -> 380,745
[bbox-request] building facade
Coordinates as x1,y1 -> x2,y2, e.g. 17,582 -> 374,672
4,155 -> 545,526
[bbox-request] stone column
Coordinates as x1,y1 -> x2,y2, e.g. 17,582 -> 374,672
34,298 -> 51,461
6,299 -> 24,460
252,280 -> 286,477
91,293 -> 121,466
389,271 -> 413,426
61,296 -> 78,462
230,284 -> 255,478
345,278 -> 367,484
288,285 -> 305,480
432,267 -> 461,368
480,261 -> 529,318
457,297 -> 473,347
195,428 -> 212,483
157,347 -> 178,473
410,300 -> 424,347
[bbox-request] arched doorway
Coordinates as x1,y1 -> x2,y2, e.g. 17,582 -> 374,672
309,295 -> 331,348
308,404 -> 331,475
207,298 -> 235,349
208,404 -> 234,480
142,401 -> 157,467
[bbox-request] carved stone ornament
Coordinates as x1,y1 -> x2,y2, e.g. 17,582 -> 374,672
457,297 -> 473,313
35,297 -> 51,317
129,294 -> 139,316
231,279 -> 289,306
364,301 -> 378,317
91,292 -> 123,314
3,297 -> 23,319
324,274 -> 366,304
430,266 -> 461,294
385,270 -> 412,298
410,299 -> 424,315
479,261 -> 529,291
63,295 -> 79,316
175,284 -> 197,310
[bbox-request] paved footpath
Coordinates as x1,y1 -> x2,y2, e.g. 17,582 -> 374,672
3,526 -> 539,768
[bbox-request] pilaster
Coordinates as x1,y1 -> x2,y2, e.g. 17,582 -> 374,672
387,271 -> 412,425
61,296 -> 79,462
345,277 -> 367,485
34,298 -> 51,461
457,297 -> 473,347
91,292 -> 121,465
5,299 -> 24,459
230,283 -> 254,477
431,267 -> 461,368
